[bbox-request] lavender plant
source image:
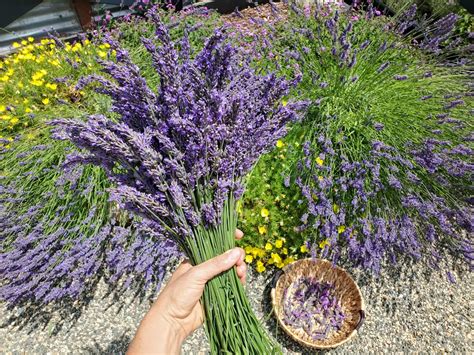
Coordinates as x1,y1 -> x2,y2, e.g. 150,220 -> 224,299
243,3 -> 473,273
0,126 -> 178,306
51,11 -> 306,353
283,277 -> 345,340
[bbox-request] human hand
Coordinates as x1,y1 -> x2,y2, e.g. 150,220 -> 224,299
127,229 -> 246,354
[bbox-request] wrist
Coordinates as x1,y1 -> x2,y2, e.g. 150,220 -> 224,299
128,304 -> 186,354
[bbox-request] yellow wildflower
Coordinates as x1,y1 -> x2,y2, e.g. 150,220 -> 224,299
42,98 -> 50,105
245,254 -> 253,263
271,253 -> 282,264
45,83 -> 57,91
25,108 -> 32,113
275,239 -> 284,249
265,242 -> 273,251
10,117 -> 19,125
21,40 -> 28,46
333,204 -> 340,213
98,50 -> 107,58
338,225 -> 346,234
0,105 -> 5,113
30,80 -> 44,86
282,99 -> 288,107
244,246 -> 252,254
256,261 -> 266,273
258,225 -> 267,235
23,99 -> 29,104
316,156 -> 324,166
318,175 -> 324,182
300,244 -> 308,253
84,39 -> 90,46
319,239 -> 330,249
0,76 -> 9,82
282,247 -> 288,255
12,42 -> 21,48
28,36 -> 34,42
267,258 -> 274,265
276,140 -> 284,148
276,262 -> 285,269
260,208 -> 269,218
284,256 -> 295,265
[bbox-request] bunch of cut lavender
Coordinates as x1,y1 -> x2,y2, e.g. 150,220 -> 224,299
51,11 -> 305,354
283,277 -> 345,341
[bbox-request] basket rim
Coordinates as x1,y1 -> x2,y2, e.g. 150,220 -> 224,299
270,258 -> 365,349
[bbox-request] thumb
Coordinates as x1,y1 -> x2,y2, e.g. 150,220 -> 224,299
190,247 -> 243,284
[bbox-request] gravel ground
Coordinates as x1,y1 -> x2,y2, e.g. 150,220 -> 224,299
1,255 -> 472,354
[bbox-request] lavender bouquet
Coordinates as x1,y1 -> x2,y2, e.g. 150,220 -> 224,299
51,13 -> 305,354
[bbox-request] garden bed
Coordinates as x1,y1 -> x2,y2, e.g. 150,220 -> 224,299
1,0 -> 473,353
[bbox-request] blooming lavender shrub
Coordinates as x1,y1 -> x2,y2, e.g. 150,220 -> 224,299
51,9 -> 306,353
0,127 -> 178,307
241,2 -> 473,274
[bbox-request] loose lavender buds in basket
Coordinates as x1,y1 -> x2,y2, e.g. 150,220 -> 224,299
283,277 -> 345,341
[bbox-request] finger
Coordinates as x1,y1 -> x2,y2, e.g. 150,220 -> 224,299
235,229 -> 244,240
236,263 -> 247,284
189,247 -> 242,284
169,259 -> 192,282
235,247 -> 245,266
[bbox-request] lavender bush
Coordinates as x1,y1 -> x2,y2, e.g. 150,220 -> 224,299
51,9 -> 306,353
0,127 -> 178,307
240,2 -> 473,274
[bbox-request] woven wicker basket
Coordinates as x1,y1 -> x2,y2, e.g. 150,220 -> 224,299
271,258 -> 365,349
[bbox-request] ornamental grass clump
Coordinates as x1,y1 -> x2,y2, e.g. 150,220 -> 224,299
51,11 -> 305,353
246,3 -> 473,273
283,277 -> 345,341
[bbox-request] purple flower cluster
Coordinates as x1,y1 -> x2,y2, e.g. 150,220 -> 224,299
283,277 -> 345,341
51,15 -> 306,252
0,160 -> 179,305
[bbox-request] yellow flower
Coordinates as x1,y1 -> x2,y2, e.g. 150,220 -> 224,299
45,83 -> 57,91
98,50 -> 107,58
245,254 -> 253,263
84,39 -> 90,46
260,208 -> 269,218
276,140 -> 284,148
275,239 -> 284,249
318,175 -> 324,182
50,59 -> 60,66
30,79 -> 44,86
316,156 -> 324,166
28,36 -> 34,42
282,99 -> 288,107
319,239 -> 330,249
10,117 -> 19,125
25,107 -> 32,113
338,225 -> 346,234
271,253 -> 282,264
284,256 -> 295,265
12,42 -> 21,48
282,247 -> 288,255
244,246 -> 252,253
21,40 -> 28,46
0,76 -> 9,82
42,98 -> 50,105
276,262 -> 285,269
333,204 -> 340,213
267,258 -> 274,265
258,225 -> 267,235
256,261 -> 266,273
0,105 -> 5,113
264,242 -> 273,251
23,99 -> 29,104
300,244 -> 308,253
